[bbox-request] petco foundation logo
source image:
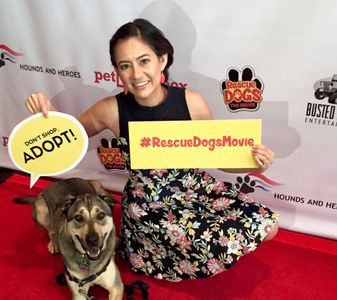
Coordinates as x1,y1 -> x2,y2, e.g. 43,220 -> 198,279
0,44 -> 24,68
304,74 -> 337,128
221,66 -> 263,113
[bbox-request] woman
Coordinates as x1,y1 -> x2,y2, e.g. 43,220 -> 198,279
26,18 -> 278,281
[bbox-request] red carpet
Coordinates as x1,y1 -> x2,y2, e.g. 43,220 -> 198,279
1,171 -> 337,300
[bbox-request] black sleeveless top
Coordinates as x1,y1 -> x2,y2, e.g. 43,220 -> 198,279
115,85 -> 278,282
116,85 -> 191,140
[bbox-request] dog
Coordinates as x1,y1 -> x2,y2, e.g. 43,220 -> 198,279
14,177 -> 124,300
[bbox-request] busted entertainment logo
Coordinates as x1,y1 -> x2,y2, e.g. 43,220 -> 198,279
305,74 -> 337,127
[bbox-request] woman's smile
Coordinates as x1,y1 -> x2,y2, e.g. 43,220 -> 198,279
133,80 -> 150,89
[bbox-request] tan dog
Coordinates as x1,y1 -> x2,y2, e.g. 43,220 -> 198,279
14,178 -> 124,300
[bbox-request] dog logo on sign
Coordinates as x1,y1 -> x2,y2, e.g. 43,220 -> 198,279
220,66 -> 264,113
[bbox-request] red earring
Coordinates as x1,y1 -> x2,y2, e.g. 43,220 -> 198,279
123,86 -> 128,95
160,72 -> 165,84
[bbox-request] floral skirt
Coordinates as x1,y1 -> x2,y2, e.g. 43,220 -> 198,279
117,168 -> 278,281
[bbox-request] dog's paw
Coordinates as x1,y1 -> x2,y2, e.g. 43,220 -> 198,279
48,241 -> 60,254
235,175 -> 256,194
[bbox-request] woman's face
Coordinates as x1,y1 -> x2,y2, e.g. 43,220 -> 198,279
114,36 -> 167,105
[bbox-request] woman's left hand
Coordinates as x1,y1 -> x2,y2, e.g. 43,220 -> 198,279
252,145 -> 275,171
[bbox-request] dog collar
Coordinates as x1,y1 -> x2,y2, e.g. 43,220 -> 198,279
64,256 -> 113,300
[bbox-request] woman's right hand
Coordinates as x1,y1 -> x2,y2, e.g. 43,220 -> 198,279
25,92 -> 56,118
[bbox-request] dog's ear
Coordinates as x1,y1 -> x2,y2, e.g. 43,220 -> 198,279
99,195 -> 120,211
89,180 -> 110,197
60,195 -> 76,214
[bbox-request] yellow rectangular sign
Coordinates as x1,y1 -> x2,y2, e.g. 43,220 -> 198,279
129,119 -> 262,169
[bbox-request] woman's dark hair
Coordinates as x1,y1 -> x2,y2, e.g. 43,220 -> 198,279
109,18 -> 174,79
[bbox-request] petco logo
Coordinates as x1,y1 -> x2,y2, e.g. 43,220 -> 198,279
94,70 -> 188,89
0,44 -> 24,68
221,66 -> 263,113
94,70 -> 124,87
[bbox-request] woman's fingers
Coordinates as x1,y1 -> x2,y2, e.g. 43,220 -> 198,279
252,145 -> 275,169
25,92 -> 52,117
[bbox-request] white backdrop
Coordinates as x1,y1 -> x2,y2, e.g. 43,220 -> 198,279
1,0 -> 336,239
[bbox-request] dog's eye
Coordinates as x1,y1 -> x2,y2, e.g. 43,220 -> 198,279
97,212 -> 106,220
74,215 -> 84,222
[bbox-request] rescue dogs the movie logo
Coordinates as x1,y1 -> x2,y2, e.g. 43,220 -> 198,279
97,138 -> 126,172
221,66 -> 263,113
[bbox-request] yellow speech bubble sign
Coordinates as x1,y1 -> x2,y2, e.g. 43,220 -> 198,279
129,119 -> 262,169
8,112 -> 88,188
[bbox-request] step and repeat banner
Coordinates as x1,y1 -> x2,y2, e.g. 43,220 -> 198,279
1,0 -> 336,239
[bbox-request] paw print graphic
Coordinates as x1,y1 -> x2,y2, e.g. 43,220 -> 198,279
235,175 -> 256,194
0,56 -> 5,68
221,66 -> 263,91
97,138 -> 125,171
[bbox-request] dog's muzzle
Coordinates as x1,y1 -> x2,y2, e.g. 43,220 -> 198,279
76,233 -> 107,260
85,235 -> 101,259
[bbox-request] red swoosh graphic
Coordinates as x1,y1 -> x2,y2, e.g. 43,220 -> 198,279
248,172 -> 283,186
0,44 -> 24,56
